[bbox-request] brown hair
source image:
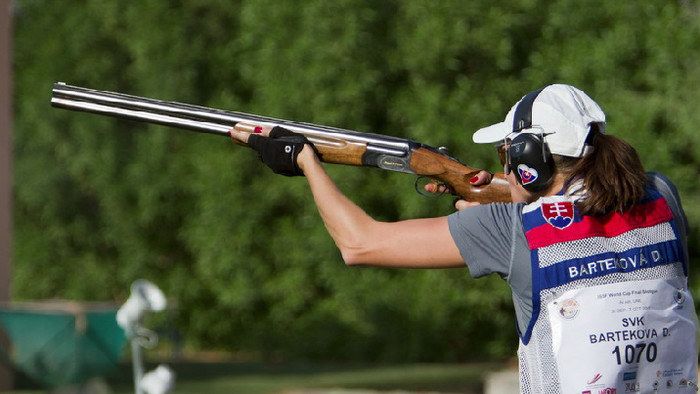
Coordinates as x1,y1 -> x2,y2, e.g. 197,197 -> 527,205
554,133 -> 648,216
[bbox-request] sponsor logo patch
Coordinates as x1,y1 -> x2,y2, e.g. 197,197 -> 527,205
587,374 -> 602,385
557,298 -> 579,319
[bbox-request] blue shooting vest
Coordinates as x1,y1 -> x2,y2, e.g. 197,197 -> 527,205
515,188 -> 697,394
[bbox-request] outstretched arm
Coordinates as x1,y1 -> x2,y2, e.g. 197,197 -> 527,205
230,126 -> 466,269
298,146 -> 464,268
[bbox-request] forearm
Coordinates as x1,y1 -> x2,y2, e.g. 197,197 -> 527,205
228,127 -> 463,267
298,147 -> 464,268
299,149 -> 378,262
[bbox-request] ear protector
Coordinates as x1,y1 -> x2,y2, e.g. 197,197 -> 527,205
505,88 -> 554,192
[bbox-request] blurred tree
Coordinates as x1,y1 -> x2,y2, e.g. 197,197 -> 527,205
12,0 -> 700,362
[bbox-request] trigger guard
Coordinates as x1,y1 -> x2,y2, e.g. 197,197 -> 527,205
414,176 -> 447,197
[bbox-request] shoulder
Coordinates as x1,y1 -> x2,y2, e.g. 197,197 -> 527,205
647,171 -> 688,232
647,171 -> 680,200
447,202 -> 526,250
448,202 -> 525,227
447,202 -> 527,278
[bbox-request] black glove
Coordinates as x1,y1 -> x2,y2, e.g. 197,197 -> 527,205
247,126 -> 313,177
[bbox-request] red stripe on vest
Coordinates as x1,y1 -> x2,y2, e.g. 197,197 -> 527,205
525,197 -> 673,250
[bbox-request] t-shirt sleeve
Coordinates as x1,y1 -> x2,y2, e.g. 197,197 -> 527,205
447,203 -> 522,279
648,171 -> 688,234
647,171 -> 690,265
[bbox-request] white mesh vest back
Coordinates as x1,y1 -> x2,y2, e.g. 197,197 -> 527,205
517,189 -> 698,393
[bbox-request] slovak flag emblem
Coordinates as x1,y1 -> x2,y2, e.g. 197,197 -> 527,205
517,164 -> 539,185
541,201 -> 574,229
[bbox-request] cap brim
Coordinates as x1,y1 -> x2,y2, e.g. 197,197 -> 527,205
472,121 -> 510,144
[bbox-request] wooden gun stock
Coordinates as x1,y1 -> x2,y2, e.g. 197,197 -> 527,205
408,147 -> 510,202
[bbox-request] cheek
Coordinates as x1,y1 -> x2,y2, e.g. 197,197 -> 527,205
506,171 -> 530,203
505,170 -> 518,187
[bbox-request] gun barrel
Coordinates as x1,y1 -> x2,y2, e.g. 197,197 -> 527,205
50,96 -> 234,136
51,83 -> 411,156
50,83 -> 512,202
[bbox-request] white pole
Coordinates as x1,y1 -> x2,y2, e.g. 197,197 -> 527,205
131,329 -> 145,394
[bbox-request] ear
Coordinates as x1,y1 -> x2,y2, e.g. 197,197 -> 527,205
508,133 -> 553,192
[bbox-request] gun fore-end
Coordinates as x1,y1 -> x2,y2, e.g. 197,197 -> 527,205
301,133 -> 419,171
309,139 -> 367,166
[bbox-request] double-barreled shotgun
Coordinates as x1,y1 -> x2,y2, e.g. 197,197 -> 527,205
50,82 -> 510,203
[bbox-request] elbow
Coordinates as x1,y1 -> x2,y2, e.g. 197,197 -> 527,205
338,244 -> 375,267
333,222 -> 387,267
339,247 -> 367,267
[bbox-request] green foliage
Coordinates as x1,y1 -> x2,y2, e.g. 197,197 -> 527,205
12,0 -> 700,362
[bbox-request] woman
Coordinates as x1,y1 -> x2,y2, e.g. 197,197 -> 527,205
231,84 -> 698,393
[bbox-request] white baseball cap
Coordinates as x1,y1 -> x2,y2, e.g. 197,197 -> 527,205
473,84 -> 606,157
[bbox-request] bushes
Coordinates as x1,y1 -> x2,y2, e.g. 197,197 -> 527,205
13,0 -> 700,361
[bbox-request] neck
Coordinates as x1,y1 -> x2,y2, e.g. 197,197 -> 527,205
544,173 -> 568,196
523,174 -> 568,203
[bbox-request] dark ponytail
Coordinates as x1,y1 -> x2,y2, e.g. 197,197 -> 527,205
555,134 -> 648,216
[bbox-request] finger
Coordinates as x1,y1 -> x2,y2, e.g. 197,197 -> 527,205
423,182 -> 452,194
229,127 -> 251,144
454,199 -> 481,211
234,123 -> 275,138
255,124 -> 274,137
469,171 -> 493,186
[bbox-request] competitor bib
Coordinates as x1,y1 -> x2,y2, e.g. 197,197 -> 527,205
548,278 -> 698,393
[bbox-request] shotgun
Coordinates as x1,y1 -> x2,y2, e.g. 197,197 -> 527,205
50,83 -> 511,203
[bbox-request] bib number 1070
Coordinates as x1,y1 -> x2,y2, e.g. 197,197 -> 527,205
612,342 -> 657,365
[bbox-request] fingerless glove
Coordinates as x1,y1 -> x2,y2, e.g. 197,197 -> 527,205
247,126 -> 312,177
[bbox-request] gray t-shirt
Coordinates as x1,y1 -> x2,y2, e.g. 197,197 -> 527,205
447,172 -> 689,335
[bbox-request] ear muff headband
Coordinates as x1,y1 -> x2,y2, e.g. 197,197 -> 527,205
512,88 -> 545,132
507,88 -> 553,192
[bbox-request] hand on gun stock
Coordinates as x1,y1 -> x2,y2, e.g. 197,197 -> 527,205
423,170 -> 496,210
